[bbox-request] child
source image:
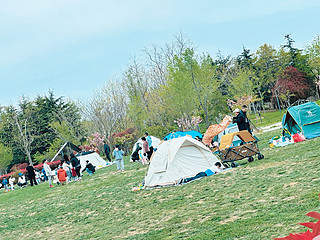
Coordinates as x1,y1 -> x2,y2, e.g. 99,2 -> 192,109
112,145 -> 125,172
141,153 -> 148,165
71,167 -> 77,181
57,166 -> 67,185
8,176 -> 15,190
2,177 -> 9,192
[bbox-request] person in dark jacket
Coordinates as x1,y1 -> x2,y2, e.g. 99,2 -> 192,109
82,160 -> 96,175
70,153 -> 82,180
233,105 -> 252,134
26,164 -> 38,186
103,141 -> 111,162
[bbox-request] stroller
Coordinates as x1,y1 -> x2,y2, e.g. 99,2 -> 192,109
217,130 -> 264,168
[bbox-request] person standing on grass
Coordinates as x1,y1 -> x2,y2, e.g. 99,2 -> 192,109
145,132 -> 153,158
233,105 -> 252,134
62,159 -> 72,182
113,145 -> 125,172
26,163 -> 38,186
141,137 -> 150,161
43,159 -> 53,188
2,177 -> 9,192
9,176 -> 15,190
70,153 -> 82,180
103,140 -> 112,162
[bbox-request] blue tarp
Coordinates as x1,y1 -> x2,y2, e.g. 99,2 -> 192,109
163,130 -> 202,141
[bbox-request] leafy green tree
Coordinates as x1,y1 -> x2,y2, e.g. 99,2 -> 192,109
0,92 -> 84,168
237,47 -> 255,69
306,35 -> 320,97
0,143 -> 13,170
254,44 -> 279,103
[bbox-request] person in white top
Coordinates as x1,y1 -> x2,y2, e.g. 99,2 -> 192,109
18,173 -> 27,188
43,159 -> 53,188
8,176 -> 15,190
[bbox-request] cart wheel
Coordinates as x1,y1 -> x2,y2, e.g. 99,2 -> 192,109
258,154 -> 264,160
231,162 -> 236,168
248,156 -> 254,162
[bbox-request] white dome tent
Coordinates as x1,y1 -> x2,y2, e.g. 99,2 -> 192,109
144,137 -> 221,188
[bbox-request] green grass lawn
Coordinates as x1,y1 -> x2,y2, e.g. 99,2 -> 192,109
249,110 -> 284,128
1,129 -> 320,240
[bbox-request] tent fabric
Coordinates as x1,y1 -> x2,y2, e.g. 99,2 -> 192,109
216,123 -> 241,144
144,137 -> 221,188
51,142 -> 82,162
202,116 -> 232,146
76,152 -> 108,171
163,130 -> 202,141
282,102 -> 320,139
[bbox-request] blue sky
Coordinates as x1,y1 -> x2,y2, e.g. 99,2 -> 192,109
1,0 -> 320,105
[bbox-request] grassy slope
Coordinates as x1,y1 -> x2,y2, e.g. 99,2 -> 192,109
249,110 -> 284,128
1,129 -> 320,240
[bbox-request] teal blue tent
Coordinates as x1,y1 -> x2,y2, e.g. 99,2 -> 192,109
282,102 -> 320,139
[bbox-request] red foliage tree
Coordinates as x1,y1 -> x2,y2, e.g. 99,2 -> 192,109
273,66 -> 313,106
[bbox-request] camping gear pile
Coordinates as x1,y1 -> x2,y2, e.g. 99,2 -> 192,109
269,135 -> 294,148
217,130 -> 264,168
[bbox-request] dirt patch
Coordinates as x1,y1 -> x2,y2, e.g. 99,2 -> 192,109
220,215 -> 239,224
199,215 -> 211,223
121,229 -> 149,238
27,212 -> 37,216
254,161 -> 286,171
283,182 -> 298,188
282,196 -> 295,201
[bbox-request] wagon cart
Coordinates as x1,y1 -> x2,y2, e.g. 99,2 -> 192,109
218,130 -> 264,168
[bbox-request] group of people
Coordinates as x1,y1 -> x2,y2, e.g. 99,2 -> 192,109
42,156 -> 96,188
130,132 -> 153,165
0,156 -> 98,192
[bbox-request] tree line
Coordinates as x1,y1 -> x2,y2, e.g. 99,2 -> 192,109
1,33 -> 320,172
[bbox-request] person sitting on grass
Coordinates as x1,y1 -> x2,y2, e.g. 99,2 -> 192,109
57,166 -> 67,185
82,160 -> 96,175
113,145 -> 125,173
17,173 -> 27,189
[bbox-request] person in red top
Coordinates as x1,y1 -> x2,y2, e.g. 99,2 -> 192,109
141,137 -> 150,163
57,166 -> 67,185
